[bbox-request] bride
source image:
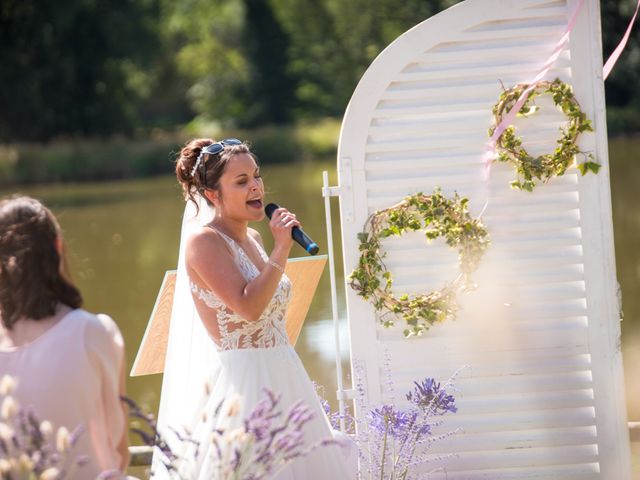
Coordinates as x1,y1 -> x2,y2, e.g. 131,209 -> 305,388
154,138 -> 354,479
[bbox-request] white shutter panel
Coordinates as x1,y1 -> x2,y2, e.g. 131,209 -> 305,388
337,0 -> 632,478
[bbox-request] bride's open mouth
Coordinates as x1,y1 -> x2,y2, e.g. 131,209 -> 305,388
247,199 -> 263,209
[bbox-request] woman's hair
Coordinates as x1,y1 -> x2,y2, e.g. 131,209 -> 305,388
175,138 -> 256,207
0,196 -> 82,329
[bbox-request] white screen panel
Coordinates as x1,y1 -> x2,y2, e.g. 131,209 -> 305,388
337,0 -> 632,478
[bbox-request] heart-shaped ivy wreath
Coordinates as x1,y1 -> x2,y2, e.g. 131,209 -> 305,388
489,78 -> 600,192
349,190 -> 490,337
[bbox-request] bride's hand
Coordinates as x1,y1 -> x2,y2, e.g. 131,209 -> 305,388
268,207 -> 300,251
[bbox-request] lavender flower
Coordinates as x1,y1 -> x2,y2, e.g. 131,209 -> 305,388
349,361 -> 461,480
367,405 -> 428,439
406,379 -> 457,416
0,375 -> 86,479
128,387 -> 335,479
121,394 -> 182,476
313,382 -> 350,432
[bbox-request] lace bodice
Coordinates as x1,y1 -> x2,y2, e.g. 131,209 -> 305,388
189,227 -> 292,351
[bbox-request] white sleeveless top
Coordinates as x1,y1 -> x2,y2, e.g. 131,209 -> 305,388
189,227 -> 292,351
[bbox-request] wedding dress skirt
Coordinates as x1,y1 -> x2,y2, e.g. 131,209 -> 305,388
182,345 -> 356,479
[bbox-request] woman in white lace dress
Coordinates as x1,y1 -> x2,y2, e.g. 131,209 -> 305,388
155,138 -> 354,479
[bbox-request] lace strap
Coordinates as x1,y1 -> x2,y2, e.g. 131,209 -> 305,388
205,225 -> 272,280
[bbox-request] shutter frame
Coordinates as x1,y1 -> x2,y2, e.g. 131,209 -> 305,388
337,0 -> 633,477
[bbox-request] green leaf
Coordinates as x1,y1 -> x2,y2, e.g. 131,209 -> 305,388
518,105 -> 539,116
522,180 -> 535,192
577,161 -> 601,175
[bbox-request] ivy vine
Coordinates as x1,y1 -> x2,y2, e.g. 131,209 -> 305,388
348,190 -> 490,338
489,78 -> 600,191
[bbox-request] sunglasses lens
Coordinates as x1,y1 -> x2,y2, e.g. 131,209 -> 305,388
202,139 -> 241,156
203,144 -> 223,155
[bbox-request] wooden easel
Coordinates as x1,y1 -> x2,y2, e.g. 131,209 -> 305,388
130,256 -> 327,376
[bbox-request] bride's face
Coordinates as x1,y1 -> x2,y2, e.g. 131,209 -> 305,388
213,153 -> 265,222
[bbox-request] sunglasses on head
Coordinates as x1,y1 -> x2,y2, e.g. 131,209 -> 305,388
201,138 -> 243,156
195,138 -> 243,187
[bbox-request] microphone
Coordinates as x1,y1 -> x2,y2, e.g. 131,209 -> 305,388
264,203 -> 319,255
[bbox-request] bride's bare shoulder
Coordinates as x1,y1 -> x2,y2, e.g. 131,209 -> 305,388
186,226 -> 233,260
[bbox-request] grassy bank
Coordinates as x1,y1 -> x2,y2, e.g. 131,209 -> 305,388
0,119 -> 341,186
1,117 -> 637,187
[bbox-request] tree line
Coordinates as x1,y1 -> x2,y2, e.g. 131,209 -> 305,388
0,0 -> 637,142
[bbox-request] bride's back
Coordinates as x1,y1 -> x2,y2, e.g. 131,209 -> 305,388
188,225 -> 292,351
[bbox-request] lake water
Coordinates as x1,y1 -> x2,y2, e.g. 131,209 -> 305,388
2,139 -> 639,473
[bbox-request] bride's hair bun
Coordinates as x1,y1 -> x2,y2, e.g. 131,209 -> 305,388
176,138 -> 212,183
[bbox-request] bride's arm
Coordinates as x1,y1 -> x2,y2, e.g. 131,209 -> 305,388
187,208 -> 299,322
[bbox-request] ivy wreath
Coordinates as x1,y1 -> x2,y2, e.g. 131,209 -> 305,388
349,190 -> 490,338
489,78 -> 600,192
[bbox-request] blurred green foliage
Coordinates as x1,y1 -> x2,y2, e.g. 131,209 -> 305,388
0,0 -> 638,142
602,1 -> 640,135
0,138 -> 176,184
0,119 -> 342,185
0,0 -> 179,140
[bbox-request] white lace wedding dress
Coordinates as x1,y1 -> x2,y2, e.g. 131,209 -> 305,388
173,227 -> 355,479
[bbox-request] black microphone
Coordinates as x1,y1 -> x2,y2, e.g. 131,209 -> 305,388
264,203 -> 319,255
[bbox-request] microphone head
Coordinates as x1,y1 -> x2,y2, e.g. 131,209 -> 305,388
264,203 -> 280,219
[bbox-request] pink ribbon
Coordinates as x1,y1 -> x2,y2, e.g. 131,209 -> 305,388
483,0 -> 585,175
483,0 -> 640,177
475,0 -> 640,219
603,0 -> 640,80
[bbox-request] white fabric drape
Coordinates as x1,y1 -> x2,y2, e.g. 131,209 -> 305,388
152,195 -> 220,477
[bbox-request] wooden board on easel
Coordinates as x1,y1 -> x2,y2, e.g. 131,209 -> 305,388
130,255 -> 327,376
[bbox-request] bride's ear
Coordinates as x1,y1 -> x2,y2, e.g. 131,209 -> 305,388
203,189 -> 219,206
54,235 -> 64,256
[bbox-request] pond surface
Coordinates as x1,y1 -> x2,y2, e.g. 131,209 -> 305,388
2,139 -> 639,473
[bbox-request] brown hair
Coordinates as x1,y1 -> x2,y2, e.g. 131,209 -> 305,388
0,196 -> 82,329
175,138 -> 256,207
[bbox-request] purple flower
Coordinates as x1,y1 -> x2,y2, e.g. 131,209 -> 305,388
131,387 -> 333,479
351,359 -> 461,480
406,378 -> 457,415
368,405 -> 421,438
313,381 -> 348,432
0,381 -> 86,479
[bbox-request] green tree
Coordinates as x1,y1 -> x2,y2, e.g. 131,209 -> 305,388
269,0 -> 347,116
269,0 -> 463,117
601,0 -> 640,134
242,0 -> 297,125
0,0 -> 637,139
163,0 -> 250,127
162,0 -> 297,127
0,0 -> 163,141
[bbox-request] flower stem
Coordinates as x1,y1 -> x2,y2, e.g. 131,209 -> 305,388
380,416 -> 389,480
